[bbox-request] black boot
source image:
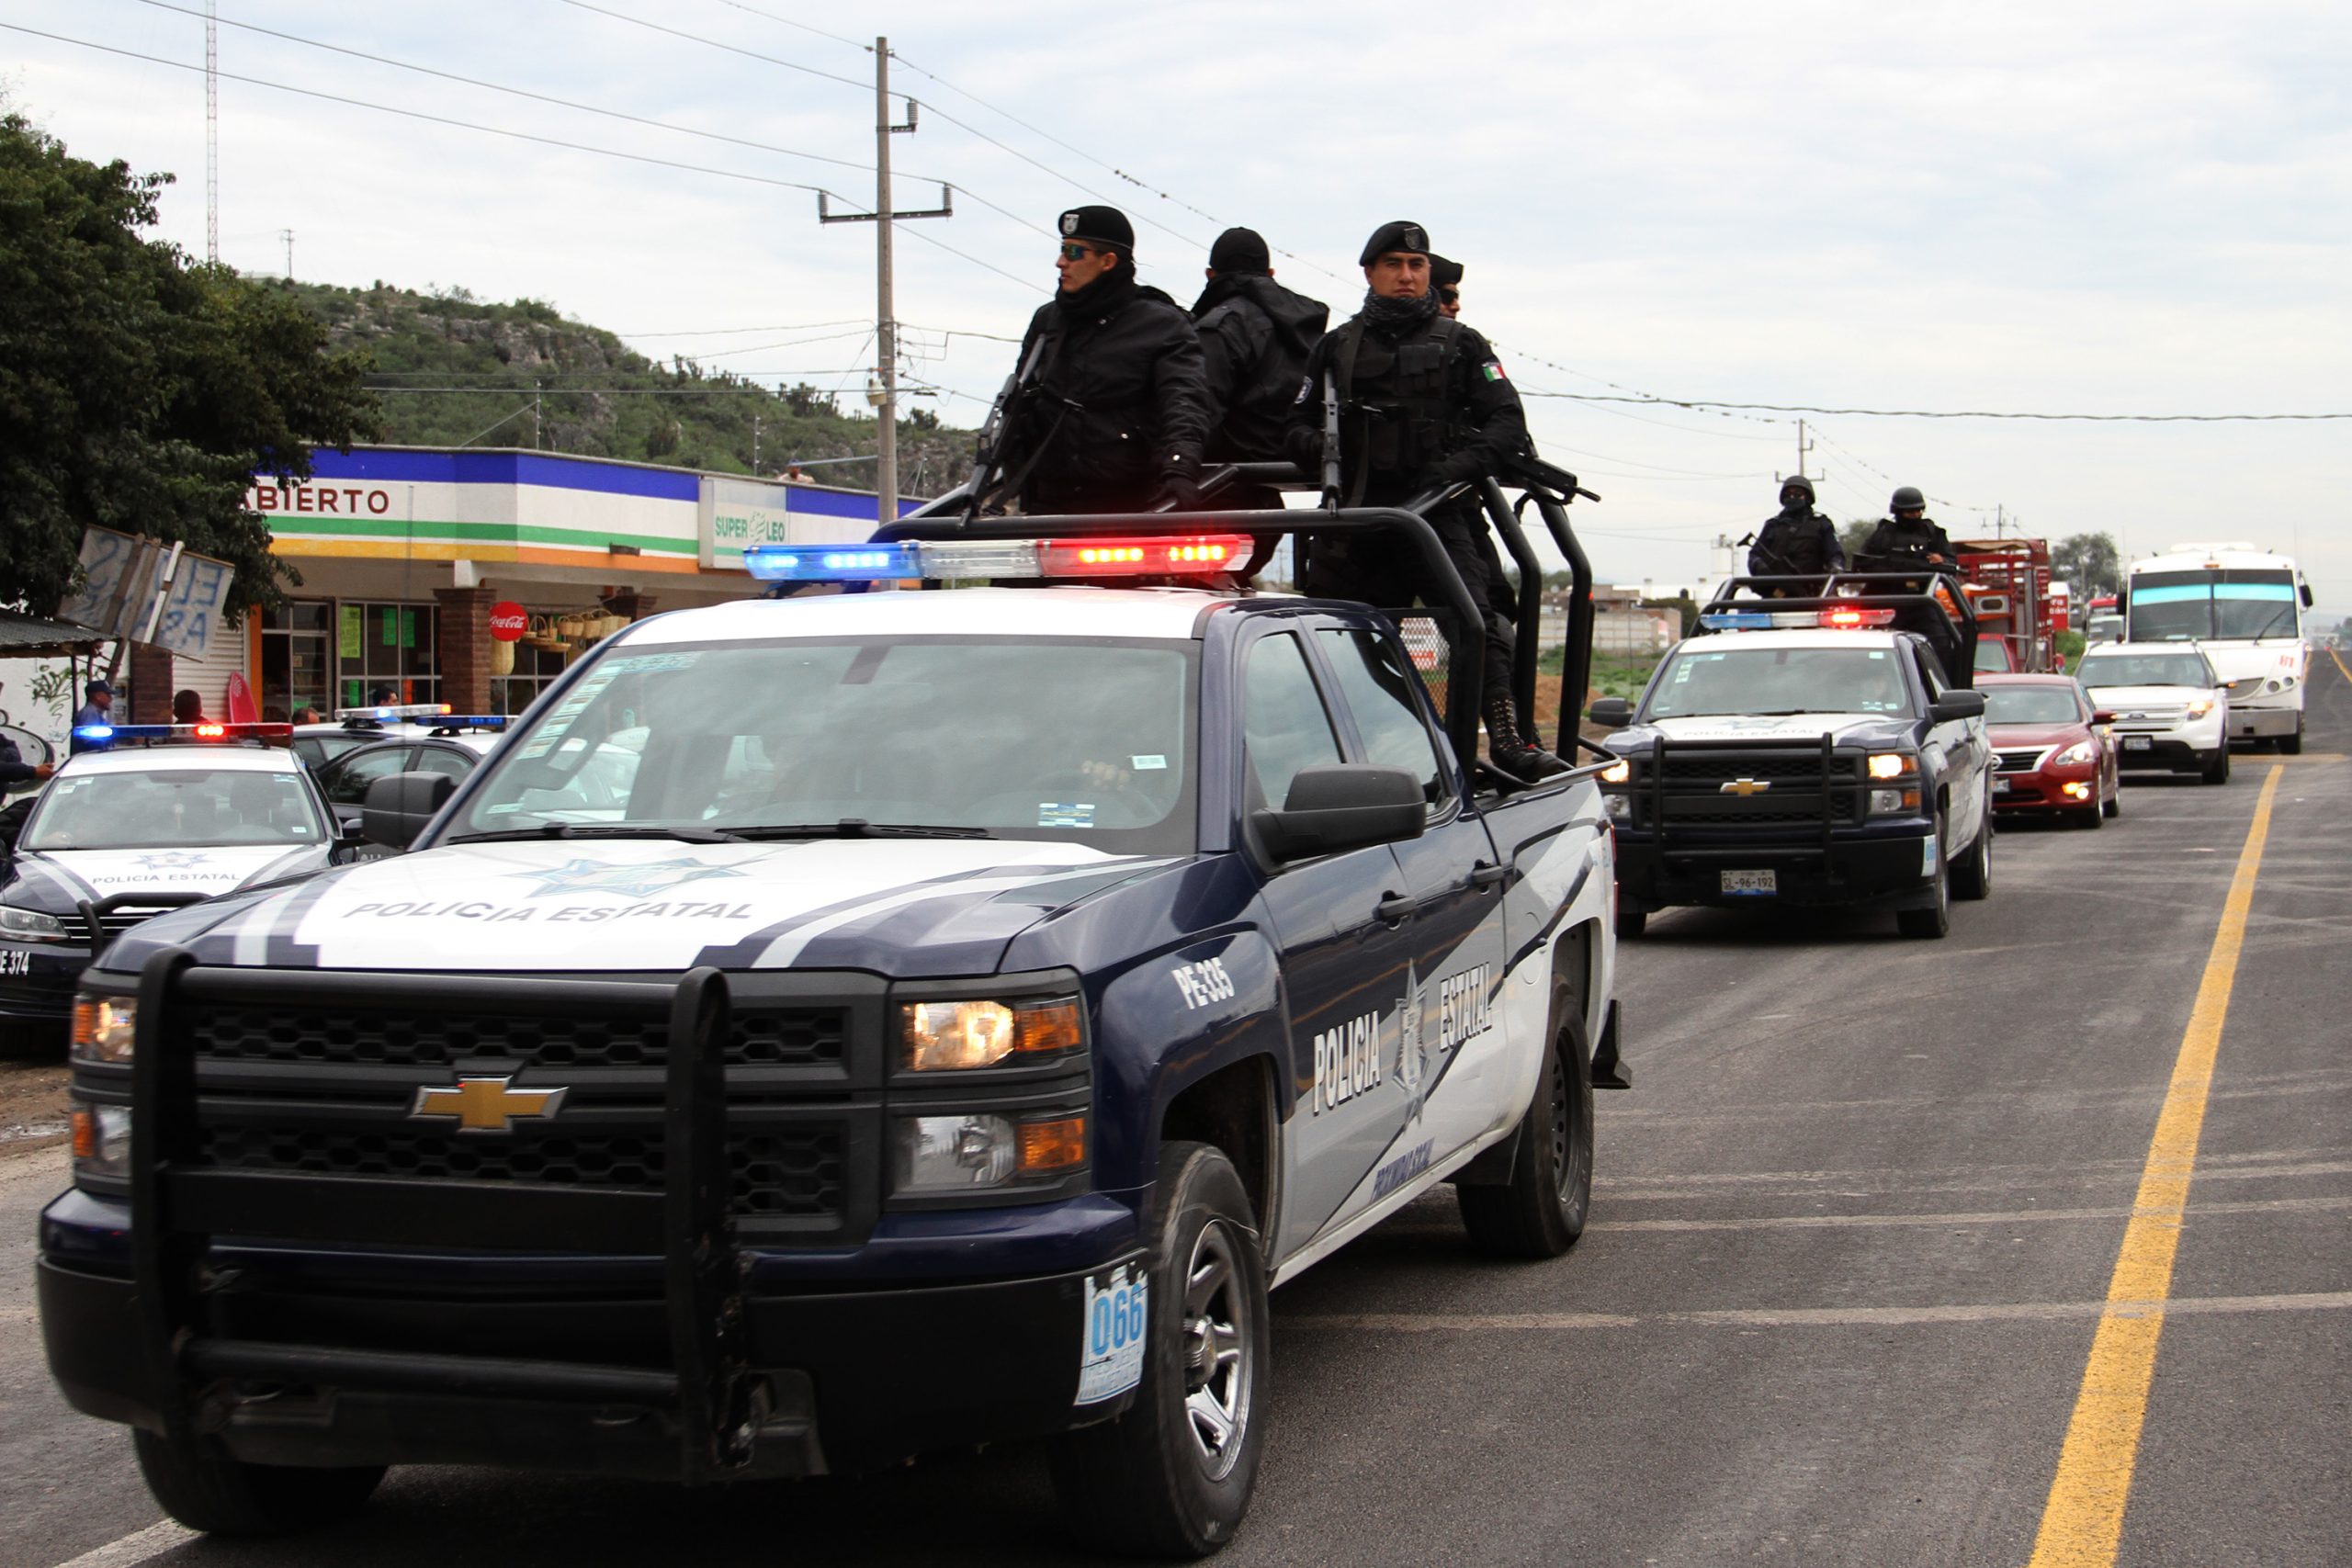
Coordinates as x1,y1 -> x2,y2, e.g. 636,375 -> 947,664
1483,687 -> 1569,783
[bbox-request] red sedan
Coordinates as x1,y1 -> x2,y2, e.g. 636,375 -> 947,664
1979,672 -> 2120,828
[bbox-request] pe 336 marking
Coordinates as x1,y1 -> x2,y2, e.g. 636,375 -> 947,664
1171,956 -> 1236,1010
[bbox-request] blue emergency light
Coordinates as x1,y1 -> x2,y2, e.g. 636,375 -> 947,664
1700,610 -> 1776,631
744,544 -> 919,582
70,722 -> 291,751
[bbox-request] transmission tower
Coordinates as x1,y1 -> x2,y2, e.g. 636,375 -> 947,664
205,0 -> 219,265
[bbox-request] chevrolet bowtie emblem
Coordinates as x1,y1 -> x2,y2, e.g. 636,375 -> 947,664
1720,778 -> 1770,796
410,1076 -> 568,1134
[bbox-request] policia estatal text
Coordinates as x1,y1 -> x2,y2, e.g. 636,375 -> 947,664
1284,221 -> 1566,781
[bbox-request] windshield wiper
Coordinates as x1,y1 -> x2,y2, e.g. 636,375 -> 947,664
447,823 -> 744,845
721,819 -> 995,840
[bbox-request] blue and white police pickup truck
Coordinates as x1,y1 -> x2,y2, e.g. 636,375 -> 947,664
40,513 -> 1624,1557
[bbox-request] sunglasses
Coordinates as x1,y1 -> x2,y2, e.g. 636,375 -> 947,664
1058,243 -> 1098,261
1438,288 -> 1460,304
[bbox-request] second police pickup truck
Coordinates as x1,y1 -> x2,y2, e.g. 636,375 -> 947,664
40,483 -> 1625,1558
1589,570 -> 1996,940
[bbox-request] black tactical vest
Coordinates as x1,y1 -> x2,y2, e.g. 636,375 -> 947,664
1332,315 -> 1465,485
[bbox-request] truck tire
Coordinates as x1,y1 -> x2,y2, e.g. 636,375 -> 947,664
2280,723 -> 2303,756
131,1429 -> 383,1537
1895,821 -> 1951,939
1952,809 -> 1994,897
2201,748 -> 2232,784
1051,1142 -> 1268,1559
1457,994 -> 1593,1258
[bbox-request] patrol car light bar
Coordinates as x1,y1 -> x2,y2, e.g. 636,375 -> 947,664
70,723 -> 293,750
1698,606 -> 1900,632
1818,607 -> 1898,628
742,535 -> 1250,584
335,703 -> 455,722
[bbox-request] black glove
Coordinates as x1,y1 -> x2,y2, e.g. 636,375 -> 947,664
1153,473 -> 1204,513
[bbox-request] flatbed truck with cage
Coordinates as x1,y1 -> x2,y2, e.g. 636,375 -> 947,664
39,464 -> 1626,1557
1587,570 -> 1996,940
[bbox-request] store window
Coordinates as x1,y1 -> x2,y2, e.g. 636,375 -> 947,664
493,634 -> 571,716
335,602 -> 438,711
260,602 -> 333,720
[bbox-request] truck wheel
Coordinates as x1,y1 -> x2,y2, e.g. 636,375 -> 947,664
1895,823 -> 1951,939
1951,811 -> 1994,898
131,1429 -> 383,1537
1457,997 -> 1593,1258
2280,724 -> 2304,757
1051,1142 -> 1268,1559
2202,748 -> 2232,784
1613,908 -> 1646,940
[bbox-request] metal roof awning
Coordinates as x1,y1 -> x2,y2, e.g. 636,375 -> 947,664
0,608 -> 107,658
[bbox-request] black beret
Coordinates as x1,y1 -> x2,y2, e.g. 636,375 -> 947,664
1430,254 -> 1464,288
1359,220 -> 1431,266
1208,226 -> 1271,274
1058,205 -> 1135,251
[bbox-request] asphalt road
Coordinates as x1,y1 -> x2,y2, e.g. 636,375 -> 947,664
5,662 -> 2346,1568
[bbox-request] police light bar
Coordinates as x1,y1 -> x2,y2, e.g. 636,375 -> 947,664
1818,607 -> 1898,628
72,722 -> 293,750
743,535 -> 1251,584
334,703 -> 455,723
428,716 -> 510,730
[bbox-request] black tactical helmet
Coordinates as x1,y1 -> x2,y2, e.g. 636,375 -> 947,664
1890,485 -> 1926,512
1780,475 -> 1815,504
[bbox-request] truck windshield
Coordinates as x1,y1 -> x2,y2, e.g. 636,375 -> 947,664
453,637 -> 1199,854
23,767 -> 326,852
1980,686 -> 2083,725
1644,646 -> 1913,719
2128,570 -> 2300,641
2076,653 -> 2215,689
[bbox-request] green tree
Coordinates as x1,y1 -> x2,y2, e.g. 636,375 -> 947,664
0,115 -> 379,620
1838,518 -> 1879,562
2052,532 -> 2121,598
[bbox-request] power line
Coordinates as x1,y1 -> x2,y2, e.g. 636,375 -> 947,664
707,0 -> 868,51
554,0 -> 875,94
6,23 -> 848,197
611,318 -> 867,337
1525,389 -> 2352,423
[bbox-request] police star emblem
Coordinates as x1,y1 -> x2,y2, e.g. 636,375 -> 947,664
1395,960 -> 1429,1122
135,851 -> 210,871
511,855 -> 748,900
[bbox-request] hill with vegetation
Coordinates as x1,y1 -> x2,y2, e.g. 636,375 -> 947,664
287,280 -> 978,494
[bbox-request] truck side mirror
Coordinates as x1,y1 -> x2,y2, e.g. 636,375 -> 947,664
362,771 -> 458,851
2090,709 -> 2117,726
1250,764 -> 1424,863
1930,690 -> 1986,722
1586,697 -> 1633,728
2301,582 -> 2314,608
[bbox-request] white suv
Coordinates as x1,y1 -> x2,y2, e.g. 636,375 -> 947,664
2075,644 -> 2231,784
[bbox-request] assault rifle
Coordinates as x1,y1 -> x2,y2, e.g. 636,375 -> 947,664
1497,447 -> 1601,506
965,335 -> 1056,521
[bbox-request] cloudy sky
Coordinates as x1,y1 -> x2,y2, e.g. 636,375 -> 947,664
6,0 -> 2348,605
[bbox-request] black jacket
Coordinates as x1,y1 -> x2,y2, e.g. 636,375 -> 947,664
1282,309 -> 1527,506
0,731 -> 39,788
1190,276 -> 1328,464
1860,515 -> 1955,563
1001,275 -> 1210,515
1749,507 -> 1847,576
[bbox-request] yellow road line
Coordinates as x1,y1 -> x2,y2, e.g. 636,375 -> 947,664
2329,645 -> 2351,684
2023,762 -> 2284,1568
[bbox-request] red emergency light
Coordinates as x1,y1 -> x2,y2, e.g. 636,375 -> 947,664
1036,535 -> 1249,577
1819,607 -> 1897,629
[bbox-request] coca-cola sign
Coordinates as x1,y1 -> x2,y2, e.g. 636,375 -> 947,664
488,601 -> 528,642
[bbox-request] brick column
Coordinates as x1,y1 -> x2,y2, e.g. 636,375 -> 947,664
126,644 -> 174,724
435,586 -> 496,716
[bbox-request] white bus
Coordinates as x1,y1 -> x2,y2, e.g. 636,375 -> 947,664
2124,542 -> 2314,752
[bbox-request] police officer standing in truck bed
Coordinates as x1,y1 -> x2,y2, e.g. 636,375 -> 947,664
1284,220 -> 1566,782
994,206 -> 1211,515
1191,227 -> 1327,512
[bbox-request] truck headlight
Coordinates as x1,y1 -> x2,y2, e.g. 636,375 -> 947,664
71,995 -> 138,1065
892,1111 -> 1088,1194
901,997 -> 1083,1071
2053,740 -> 2099,767
71,1100 -> 131,1179
1867,752 -> 1917,781
2185,699 -> 2214,717
1869,787 -> 1922,815
1600,758 -> 1630,784
0,906 -> 69,943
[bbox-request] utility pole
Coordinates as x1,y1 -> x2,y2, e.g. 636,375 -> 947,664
532,380 -> 541,451
279,228 -> 294,281
204,0 -> 219,265
818,38 -> 952,525
752,411 -> 762,475
1795,418 -> 1813,480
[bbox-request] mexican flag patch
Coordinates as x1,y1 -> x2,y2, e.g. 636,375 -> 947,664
1482,361 -> 1508,382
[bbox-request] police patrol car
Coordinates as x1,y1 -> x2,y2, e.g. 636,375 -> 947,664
41,508 -> 1623,1556
0,724 -> 336,1047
